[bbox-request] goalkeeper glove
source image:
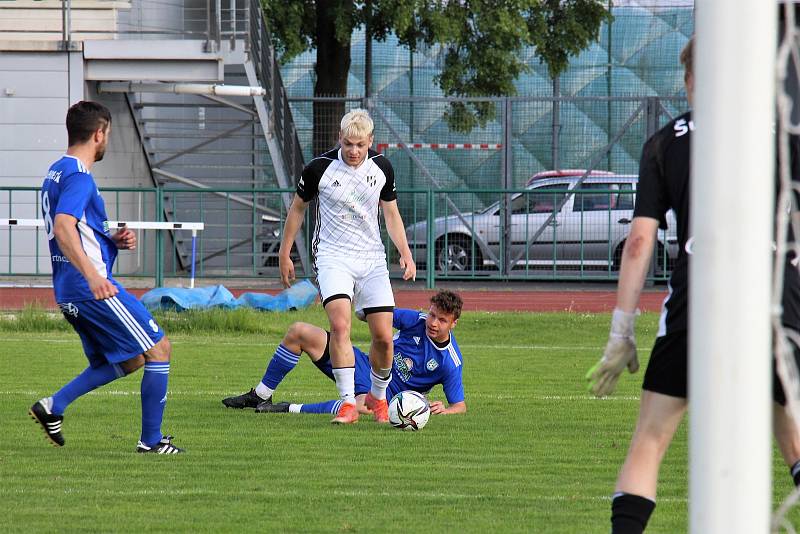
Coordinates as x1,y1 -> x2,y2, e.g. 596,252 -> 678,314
586,308 -> 640,397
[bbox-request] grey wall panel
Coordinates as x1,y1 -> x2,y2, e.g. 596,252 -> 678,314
0,98 -> 67,124
0,124 -> 64,150
0,151 -> 63,179
0,53 -> 67,72
1,70 -> 69,98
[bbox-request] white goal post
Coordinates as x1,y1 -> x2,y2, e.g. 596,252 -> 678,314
689,2 -> 776,533
0,219 -> 204,288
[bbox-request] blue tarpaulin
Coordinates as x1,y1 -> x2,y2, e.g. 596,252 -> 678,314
140,279 -> 319,312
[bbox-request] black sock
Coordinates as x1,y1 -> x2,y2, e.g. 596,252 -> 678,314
611,493 -> 656,534
791,460 -> 800,486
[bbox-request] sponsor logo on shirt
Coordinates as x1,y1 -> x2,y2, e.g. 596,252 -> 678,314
44,170 -> 62,183
674,118 -> 695,137
58,302 -> 79,318
394,352 -> 413,382
51,255 -> 70,263
413,336 -> 420,345
332,180 -> 341,187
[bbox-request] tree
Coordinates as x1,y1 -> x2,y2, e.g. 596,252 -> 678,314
262,0 -> 610,156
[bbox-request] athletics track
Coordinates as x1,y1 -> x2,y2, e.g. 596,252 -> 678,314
0,286 -> 667,313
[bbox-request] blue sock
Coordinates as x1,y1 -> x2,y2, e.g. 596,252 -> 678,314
261,344 -> 300,389
51,363 -> 125,415
300,400 -> 342,414
141,361 -> 170,447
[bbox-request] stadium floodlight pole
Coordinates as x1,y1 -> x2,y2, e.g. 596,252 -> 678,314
689,2 -> 775,533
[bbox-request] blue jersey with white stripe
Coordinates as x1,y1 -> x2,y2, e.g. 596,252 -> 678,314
386,308 -> 465,404
41,155 -> 121,303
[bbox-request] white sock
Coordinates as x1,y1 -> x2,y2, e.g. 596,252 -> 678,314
369,368 -> 392,400
332,367 -> 356,405
255,382 -> 274,400
289,404 -> 302,413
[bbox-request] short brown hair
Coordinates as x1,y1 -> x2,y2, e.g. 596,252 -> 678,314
67,100 -> 111,146
430,290 -> 463,319
680,37 -> 693,77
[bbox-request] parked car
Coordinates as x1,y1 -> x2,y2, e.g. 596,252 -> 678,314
405,169 -> 678,274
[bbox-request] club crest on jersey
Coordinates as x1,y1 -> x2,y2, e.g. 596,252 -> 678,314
59,302 -> 79,318
394,352 -> 413,381
366,175 -> 377,187
426,359 -> 439,371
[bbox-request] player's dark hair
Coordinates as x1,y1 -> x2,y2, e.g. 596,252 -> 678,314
430,290 -> 463,320
680,37 -> 693,78
66,101 -> 112,146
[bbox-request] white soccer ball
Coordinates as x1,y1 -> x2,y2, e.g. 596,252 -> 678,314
388,390 -> 430,431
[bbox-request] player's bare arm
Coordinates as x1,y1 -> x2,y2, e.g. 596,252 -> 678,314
429,400 -> 467,415
587,216 -> 659,396
381,199 -> 416,281
53,213 -> 117,300
278,194 -> 310,287
615,216 -> 660,312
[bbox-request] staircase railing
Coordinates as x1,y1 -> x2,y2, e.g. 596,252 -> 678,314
246,0 -> 304,183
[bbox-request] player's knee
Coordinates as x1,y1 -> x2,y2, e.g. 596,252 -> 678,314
329,318 -> 351,338
285,322 -> 307,344
371,330 -> 393,350
144,336 -> 171,362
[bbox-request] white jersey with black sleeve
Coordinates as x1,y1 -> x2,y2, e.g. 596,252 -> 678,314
296,147 -> 397,263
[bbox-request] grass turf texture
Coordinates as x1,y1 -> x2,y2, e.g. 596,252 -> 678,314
1,307 -> 798,532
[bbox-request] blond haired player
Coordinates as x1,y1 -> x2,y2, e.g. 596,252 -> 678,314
264,109 -> 416,424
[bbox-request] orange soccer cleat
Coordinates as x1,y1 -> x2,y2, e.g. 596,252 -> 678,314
364,392 -> 389,423
331,401 -> 360,424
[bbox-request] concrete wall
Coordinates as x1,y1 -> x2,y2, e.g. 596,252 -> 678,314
0,49 -> 155,275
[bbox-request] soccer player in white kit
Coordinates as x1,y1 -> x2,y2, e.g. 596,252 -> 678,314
276,109 -> 416,424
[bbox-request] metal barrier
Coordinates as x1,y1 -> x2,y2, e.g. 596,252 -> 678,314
1,185 -> 673,287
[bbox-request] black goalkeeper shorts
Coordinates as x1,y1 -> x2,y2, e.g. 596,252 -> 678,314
642,330 -> 792,406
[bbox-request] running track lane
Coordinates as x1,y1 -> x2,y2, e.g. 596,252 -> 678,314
0,287 -> 667,313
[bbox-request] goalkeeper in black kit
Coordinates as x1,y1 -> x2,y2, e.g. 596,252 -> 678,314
585,37 -> 800,534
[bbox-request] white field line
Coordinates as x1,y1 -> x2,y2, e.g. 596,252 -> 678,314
0,337 -> 645,352
0,390 -> 639,401
0,486 -> 688,503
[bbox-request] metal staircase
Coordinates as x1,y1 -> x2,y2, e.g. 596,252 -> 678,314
107,0 -> 307,277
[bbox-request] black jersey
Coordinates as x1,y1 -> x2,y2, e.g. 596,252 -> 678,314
634,111 -> 692,335
296,147 -> 397,261
781,133 -> 800,330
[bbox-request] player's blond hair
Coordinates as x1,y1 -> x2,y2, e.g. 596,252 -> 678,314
340,108 -> 374,139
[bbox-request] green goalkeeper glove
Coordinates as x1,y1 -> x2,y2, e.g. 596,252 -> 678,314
586,308 -> 640,397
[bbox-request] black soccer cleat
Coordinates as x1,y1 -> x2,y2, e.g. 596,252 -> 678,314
29,397 -> 65,447
222,388 -> 268,409
136,435 -> 184,454
255,401 -> 290,413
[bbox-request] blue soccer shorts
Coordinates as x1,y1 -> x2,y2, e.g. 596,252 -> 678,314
312,332 -> 373,395
58,288 -> 165,368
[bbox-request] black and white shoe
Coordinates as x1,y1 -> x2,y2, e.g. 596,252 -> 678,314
29,397 -> 64,447
255,401 -> 290,413
136,435 -> 184,454
222,388 -> 268,409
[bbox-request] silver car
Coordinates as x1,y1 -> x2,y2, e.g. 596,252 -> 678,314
405,170 -> 678,274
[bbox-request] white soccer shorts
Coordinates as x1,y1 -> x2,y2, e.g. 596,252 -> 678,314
315,255 -> 395,312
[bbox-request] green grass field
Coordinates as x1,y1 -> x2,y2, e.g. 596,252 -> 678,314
1,307 -> 798,533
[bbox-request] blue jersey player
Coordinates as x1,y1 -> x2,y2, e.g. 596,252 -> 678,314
29,101 -> 183,454
222,290 -> 467,417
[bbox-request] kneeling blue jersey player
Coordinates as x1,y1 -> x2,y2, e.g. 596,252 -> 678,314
222,290 -> 467,417
29,101 -> 182,454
